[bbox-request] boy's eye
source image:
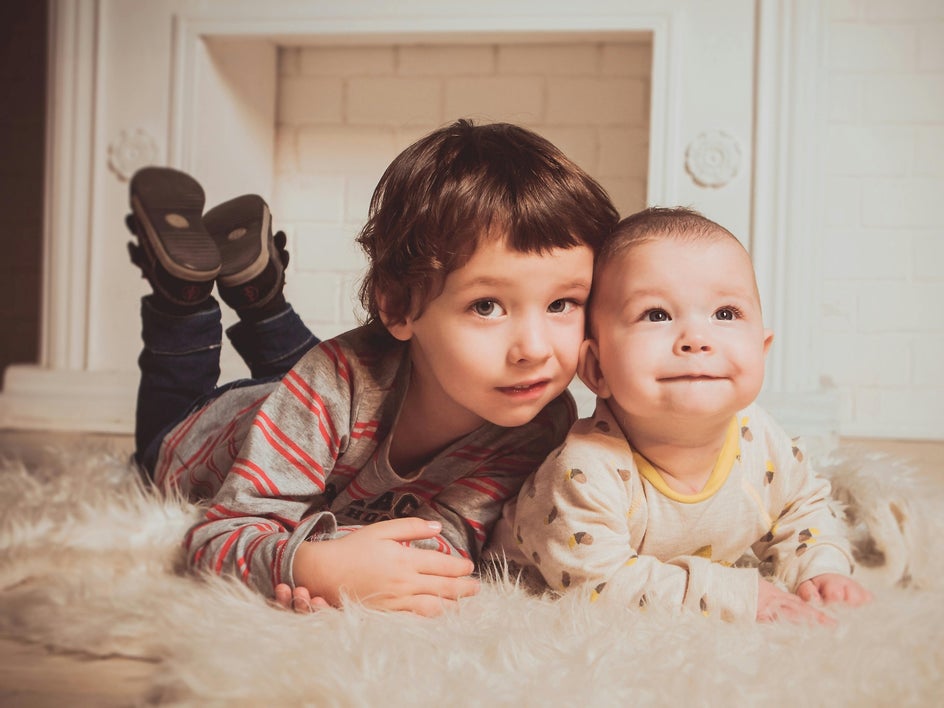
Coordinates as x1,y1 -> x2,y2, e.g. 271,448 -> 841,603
471,300 -> 506,318
714,307 -> 741,321
547,298 -> 577,314
644,309 -> 670,322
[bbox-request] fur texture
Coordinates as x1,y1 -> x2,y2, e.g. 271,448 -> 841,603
0,445 -> 941,706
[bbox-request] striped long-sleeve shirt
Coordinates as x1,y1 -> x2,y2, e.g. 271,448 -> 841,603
155,324 -> 575,597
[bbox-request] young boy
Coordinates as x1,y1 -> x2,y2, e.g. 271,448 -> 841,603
127,119 -> 620,616
488,207 -> 871,624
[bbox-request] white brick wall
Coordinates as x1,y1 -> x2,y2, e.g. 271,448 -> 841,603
274,41 -> 650,339
270,14 -> 943,441
820,0 -> 944,439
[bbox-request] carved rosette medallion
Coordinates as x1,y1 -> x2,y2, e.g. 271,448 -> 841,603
684,131 -> 741,189
108,129 -> 159,182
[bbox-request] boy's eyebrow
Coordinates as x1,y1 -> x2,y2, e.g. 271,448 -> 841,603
457,276 -> 591,290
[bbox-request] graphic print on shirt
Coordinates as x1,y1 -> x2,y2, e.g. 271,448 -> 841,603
340,490 -> 422,524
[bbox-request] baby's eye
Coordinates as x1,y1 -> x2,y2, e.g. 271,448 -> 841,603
547,298 -> 578,314
714,307 -> 741,321
471,300 -> 506,318
644,309 -> 670,322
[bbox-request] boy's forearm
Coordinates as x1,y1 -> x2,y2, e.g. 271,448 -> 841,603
185,510 -> 336,596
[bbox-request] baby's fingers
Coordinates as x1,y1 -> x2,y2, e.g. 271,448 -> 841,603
796,580 -> 821,604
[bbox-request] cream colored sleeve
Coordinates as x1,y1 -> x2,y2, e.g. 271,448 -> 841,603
750,431 -> 853,591
513,433 -> 758,622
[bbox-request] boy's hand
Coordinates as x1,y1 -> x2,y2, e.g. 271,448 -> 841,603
756,578 -> 835,626
272,584 -> 330,613
797,573 -> 872,607
291,517 -> 480,616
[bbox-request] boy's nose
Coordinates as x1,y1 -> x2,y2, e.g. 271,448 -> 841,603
508,319 -> 553,364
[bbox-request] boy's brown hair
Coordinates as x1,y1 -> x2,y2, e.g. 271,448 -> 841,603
357,119 -> 619,327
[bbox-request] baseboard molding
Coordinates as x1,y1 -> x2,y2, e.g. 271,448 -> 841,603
0,365 -> 137,433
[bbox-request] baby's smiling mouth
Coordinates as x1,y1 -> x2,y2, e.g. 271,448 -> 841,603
659,375 -> 721,382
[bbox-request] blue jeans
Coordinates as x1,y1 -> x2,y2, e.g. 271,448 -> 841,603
134,296 -> 319,476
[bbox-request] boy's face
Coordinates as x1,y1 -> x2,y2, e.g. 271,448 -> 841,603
388,237 -> 594,432
581,235 -> 773,431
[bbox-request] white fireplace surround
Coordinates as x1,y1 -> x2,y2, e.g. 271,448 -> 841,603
0,0 -> 834,440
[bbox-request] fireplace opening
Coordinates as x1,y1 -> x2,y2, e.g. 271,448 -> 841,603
270,38 -> 653,340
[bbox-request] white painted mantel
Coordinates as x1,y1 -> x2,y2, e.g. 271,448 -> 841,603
0,0 -> 832,441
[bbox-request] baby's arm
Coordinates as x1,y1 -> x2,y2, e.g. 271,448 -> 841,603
513,443 -> 759,620
751,436 -> 864,605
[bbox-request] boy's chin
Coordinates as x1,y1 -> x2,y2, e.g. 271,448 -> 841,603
484,401 -> 553,429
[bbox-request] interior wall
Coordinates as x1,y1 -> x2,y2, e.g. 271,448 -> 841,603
0,1 -> 46,378
818,1 -> 944,438
273,40 -> 651,340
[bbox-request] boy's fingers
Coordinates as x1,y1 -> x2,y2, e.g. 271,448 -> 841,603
367,517 -> 443,543
388,595 -> 461,617
417,574 -> 480,601
412,547 -> 475,577
273,583 -> 293,609
292,586 -> 313,614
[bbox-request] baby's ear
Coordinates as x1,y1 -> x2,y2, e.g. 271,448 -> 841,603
577,339 -> 611,398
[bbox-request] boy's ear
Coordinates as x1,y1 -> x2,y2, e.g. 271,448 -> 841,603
377,290 -> 413,341
577,339 -> 611,398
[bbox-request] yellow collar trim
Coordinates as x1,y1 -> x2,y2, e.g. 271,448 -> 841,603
633,417 -> 739,503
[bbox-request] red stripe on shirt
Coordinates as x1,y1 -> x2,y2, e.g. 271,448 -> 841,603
281,372 -> 342,455
320,340 -> 351,383
214,529 -> 244,573
453,476 -> 508,502
251,414 -> 327,491
231,459 -> 280,496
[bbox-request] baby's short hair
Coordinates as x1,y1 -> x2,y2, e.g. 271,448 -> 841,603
589,206 -> 756,330
357,119 -> 619,326
595,206 -> 742,279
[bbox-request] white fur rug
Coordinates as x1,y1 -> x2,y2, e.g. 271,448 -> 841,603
1,444 -> 942,706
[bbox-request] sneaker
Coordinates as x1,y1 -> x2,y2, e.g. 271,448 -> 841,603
203,194 -> 288,312
128,167 -> 221,306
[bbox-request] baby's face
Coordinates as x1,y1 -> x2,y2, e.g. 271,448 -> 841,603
584,236 -> 773,429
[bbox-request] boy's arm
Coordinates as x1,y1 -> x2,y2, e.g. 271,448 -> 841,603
182,344 -> 359,597
184,343 -> 480,610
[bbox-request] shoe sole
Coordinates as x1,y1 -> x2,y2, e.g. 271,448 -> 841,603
130,167 -> 221,282
203,194 -> 272,287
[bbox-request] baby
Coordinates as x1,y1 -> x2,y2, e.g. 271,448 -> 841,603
489,207 -> 872,623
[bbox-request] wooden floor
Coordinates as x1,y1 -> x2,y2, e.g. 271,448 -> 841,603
0,429 -> 941,706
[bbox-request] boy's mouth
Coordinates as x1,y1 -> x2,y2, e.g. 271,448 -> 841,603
498,380 -> 549,396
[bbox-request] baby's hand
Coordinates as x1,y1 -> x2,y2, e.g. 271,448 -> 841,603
272,584 -> 330,614
797,573 -> 872,607
756,578 -> 835,626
